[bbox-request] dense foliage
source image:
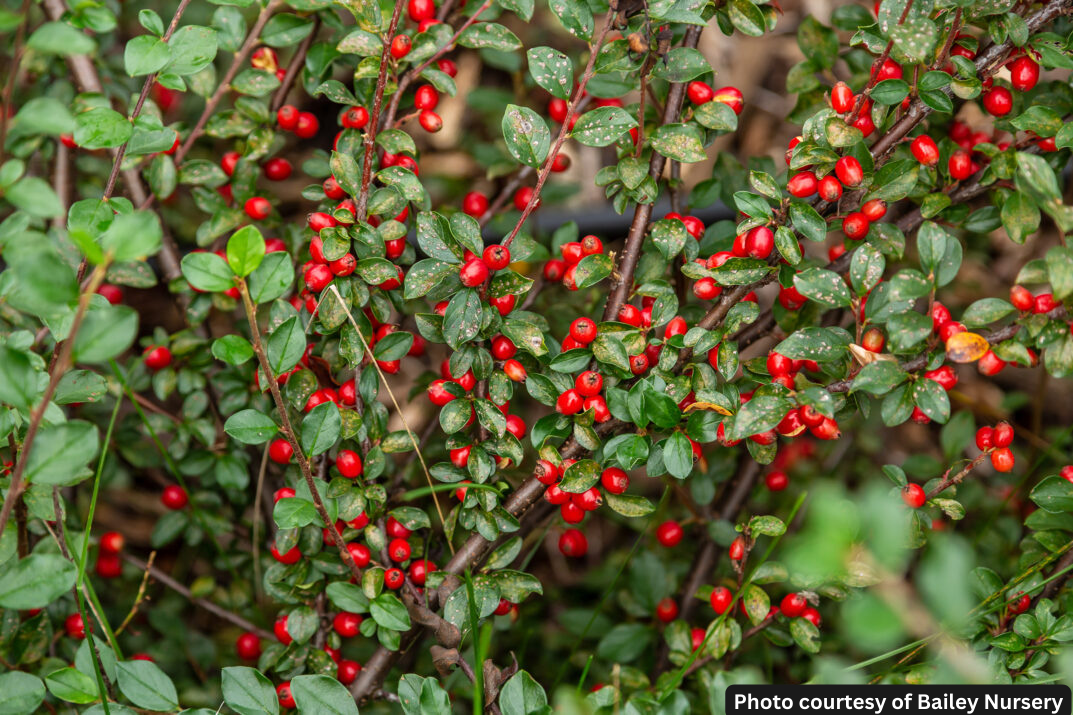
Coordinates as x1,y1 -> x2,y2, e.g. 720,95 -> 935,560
3,0 -> 1073,712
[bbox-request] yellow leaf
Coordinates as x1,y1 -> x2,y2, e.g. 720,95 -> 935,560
684,401 -> 733,416
945,331 -> 990,363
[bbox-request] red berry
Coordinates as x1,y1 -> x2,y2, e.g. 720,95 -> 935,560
336,449 -> 363,478
503,359 -> 527,382
144,345 -> 172,370
390,34 -> 412,59
459,258 -> 489,287
831,81 -> 854,114
409,559 -> 435,586
295,112 -> 319,139
687,81 -> 714,105
780,593 -> 807,618
65,613 -> 85,639
347,542 -> 371,567
418,109 -> 442,133
161,485 -> 187,510
818,175 -> 842,202
277,683 -> 295,709
656,597 -> 678,623
450,445 -> 471,468
902,484 -> 926,508
271,543 -> 301,565
728,536 -> 745,561
601,467 -> 629,494
341,106 -> 369,129
269,439 -> 293,464
236,632 -> 261,660
656,520 -> 683,547
1009,56 -> 1040,92
556,388 -> 584,415
992,422 -> 1014,448
462,191 -> 488,217
861,199 -> 887,221
978,350 -> 1006,376
483,244 -> 510,270
712,86 -> 744,115
337,660 -> 361,685
264,157 -> 292,181
948,149 -> 972,180
575,370 -> 603,397
513,186 -> 536,211
802,608 -> 821,628
983,86 -> 1013,116
333,612 -> 363,638
787,171 -> 818,198
991,447 -> 1015,472
834,156 -> 863,187
388,538 -> 411,563
245,196 -> 271,220
745,226 -> 774,260
558,528 -> 588,557
569,317 -> 597,344
975,426 -> 994,451
548,98 -> 568,123
765,470 -> 789,491
841,212 -> 868,240
277,105 -> 299,130
1010,285 -> 1033,311
710,586 -> 733,615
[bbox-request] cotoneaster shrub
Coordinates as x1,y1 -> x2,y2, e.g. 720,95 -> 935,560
2,0 -> 1073,712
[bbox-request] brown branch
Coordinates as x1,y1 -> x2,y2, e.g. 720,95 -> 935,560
116,551 -> 156,635
354,0 -> 406,219
102,0 -> 193,201
602,24 -> 703,320
0,0 -> 33,163
869,0 -> 1073,164
270,16 -> 320,113
926,453 -> 988,500
0,264 -> 108,538
238,279 -> 366,581
382,0 -> 493,134
502,9 -> 619,250
120,553 -> 275,640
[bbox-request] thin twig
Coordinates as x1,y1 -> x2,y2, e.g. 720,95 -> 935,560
270,16 -> 320,113
120,553 -> 274,640
116,551 -> 157,635
0,0 -> 33,163
354,0 -> 406,219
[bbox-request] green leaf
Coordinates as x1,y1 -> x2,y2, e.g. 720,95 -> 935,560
275,497 -> 318,529
1001,193 -> 1040,245
213,334 -> 255,365
267,316 -> 305,376
0,346 -> 37,410
549,0 -> 593,38
651,219 -> 688,260
11,97 -> 76,137
559,460 -> 600,493
961,298 -> 1015,327
167,25 -> 218,75
125,35 -> 170,76
790,617 -> 821,653
45,667 -> 97,704
913,377 -> 950,423
0,554 -> 77,608
301,401 -> 341,456
458,22 -> 521,51
1030,476 -> 1073,513
794,268 -> 851,308
74,107 -> 132,150
571,106 -> 636,147
499,671 -> 548,715
182,251 -> 233,292
290,674 -> 359,715
73,303 -> 137,363
404,259 -> 458,300
664,431 -> 694,479
222,666 -> 280,715
4,177 -> 63,218
651,124 -> 707,163
729,0 -> 766,36
224,409 -> 278,445
117,661 -> 178,711
502,104 -> 551,168
651,47 -> 712,81
775,327 -> 850,362
1045,245 -> 1073,302
371,592 -> 411,631
443,288 -> 482,349
851,360 -> 907,395
789,201 -> 827,242
604,491 -> 656,517
23,420 -> 99,486
28,21 -> 96,55
100,211 -> 162,262
527,46 -> 572,99
0,672 -> 46,715
249,252 -> 295,303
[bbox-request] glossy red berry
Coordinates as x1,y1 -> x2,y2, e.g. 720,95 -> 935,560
556,388 -> 584,415
269,439 -> 294,464
264,157 -> 292,181
656,597 -> 679,623
333,612 -> 363,638
341,106 -> 369,129
902,483 -> 926,508
982,86 -> 1013,116
244,197 -> 271,220
948,149 -> 972,180
834,156 -> 863,187
277,105 -> 299,131
818,175 -> 842,202
1009,56 -> 1040,92
831,81 -> 854,113
144,345 -> 172,370
745,226 -> 774,260
842,212 -> 869,240
710,587 -> 733,614
459,258 -> 489,287
861,199 -> 887,221
765,470 -> 789,491
271,543 -> 301,565
558,528 -> 587,557
569,317 -> 597,344
992,422 -> 1014,448
336,449 -> 363,478
548,98 -> 568,123
991,447 -> 1015,472
390,34 -> 412,59
295,112 -> 318,139
600,467 -> 629,494
687,81 -> 714,104
656,520 -> 683,547
729,536 -> 746,561
161,485 -> 187,510
236,632 -> 261,660
483,244 -> 510,270
911,135 -> 939,166
388,538 -> 411,563
418,109 -> 442,133
780,593 -> 807,618
277,682 -> 295,709
787,171 -> 818,198
65,613 -> 85,639
1010,285 -> 1034,312
712,86 -> 744,115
